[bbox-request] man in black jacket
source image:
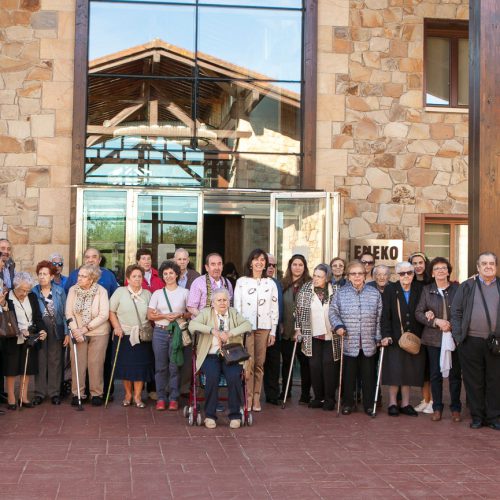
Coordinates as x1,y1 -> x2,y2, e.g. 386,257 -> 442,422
0,239 -> 15,290
451,251 -> 500,430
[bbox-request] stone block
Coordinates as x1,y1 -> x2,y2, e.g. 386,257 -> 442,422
30,113 -> 55,137
54,108 -> 73,136
447,181 -> 468,203
407,123 -> 430,139
391,184 -> 415,205
360,9 -> 384,28
377,204 -> 403,225
51,214 -> 70,244
7,120 -> 31,139
371,153 -> 395,169
437,139 -> 463,158
0,104 -> 19,120
353,118 -> 379,140
407,140 -> 440,155
5,26 -> 34,42
4,153 -> 36,167
26,187 -> 39,197
38,187 -> 70,215
434,171 -> 451,186
0,135 -> 22,153
41,81 -> 73,110
351,184 -> 372,200
7,180 -> 26,198
318,25 -> 333,52
407,167 -> 437,187
365,0 -> 388,8
389,170 -> 407,183
29,226 -> 52,244
383,83 -> 404,98
370,37 -> 390,52
8,226 -> 29,245
26,167 -> 49,187
366,167 -> 392,189
26,65 -> 52,81
363,51 -> 381,68
316,121 -> 333,149
430,123 -> 455,140
400,90 -> 422,108
18,81 -> 42,98
318,0 -> 349,27
318,53 -> 349,74
384,122 -> 408,138
317,94 -> 345,121
350,61 -> 373,82
367,188 -> 391,203
383,7 -> 403,23
37,137 -> 72,166
349,217 -> 372,237
31,11 -> 58,30
19,97 -> 41,115
347,96 -> 378,112
316,148 -> 348,177
40,0 -> 75,10
40,38 -> 74,60
422,185 -> 448,200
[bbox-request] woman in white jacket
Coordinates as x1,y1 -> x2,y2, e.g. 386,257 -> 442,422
234,249 -> 279,411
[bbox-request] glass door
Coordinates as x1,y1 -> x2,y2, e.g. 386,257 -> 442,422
270,192 -> 340,274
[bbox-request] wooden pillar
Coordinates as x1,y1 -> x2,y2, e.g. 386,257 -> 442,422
468,0 -> 500,272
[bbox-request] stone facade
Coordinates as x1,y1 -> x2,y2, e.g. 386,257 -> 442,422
0,0 -> 469,271
316,0 -> 469,257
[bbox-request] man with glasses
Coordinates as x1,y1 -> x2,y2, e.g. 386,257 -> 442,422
359,251 -> 376,284
451,252 -> 500,431
263,254 -> 284,405
49,253 -> 68,289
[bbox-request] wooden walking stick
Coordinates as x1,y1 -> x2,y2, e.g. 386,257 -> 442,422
19,346 -> 30,409
105,335 -> 122,408
336,337 -> 345,417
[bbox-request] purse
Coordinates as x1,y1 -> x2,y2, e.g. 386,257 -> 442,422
219,342 -> 250,365
477,278 -> 500,356
0,308 -> 21,338
396,293 -> 421,355
131,294 -> 153,342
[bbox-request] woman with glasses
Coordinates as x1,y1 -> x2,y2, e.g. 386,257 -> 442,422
415,257 -> 461,422
330,257 -> 347,289
329,261 -> 382,415
380,261 -> 425,417
359,252 -> 376,284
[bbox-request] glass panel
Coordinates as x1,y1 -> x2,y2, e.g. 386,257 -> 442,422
137,194 -> 199,269
275,197 -> 326,273
83,190 -> 127,282
198,7 -> 302,81
196,80 -> 300,154
458,38 -> 469,106
89,3 -> 196,66
199,0 -> 302,7
455,224 -> 468,283
424,223 -> 450,260
426,37 -> 450,106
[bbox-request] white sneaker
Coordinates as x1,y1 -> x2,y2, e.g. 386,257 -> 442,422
423,401 -> 434,414
229,419 -> 241,429
204,418 -> 216,429
414,399 -> 427,412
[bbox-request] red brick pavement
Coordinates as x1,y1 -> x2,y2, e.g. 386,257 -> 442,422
0,389 -> 499,499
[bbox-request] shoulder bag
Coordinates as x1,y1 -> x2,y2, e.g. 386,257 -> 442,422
131,294 -> 153,342
0,308 -> 20,338
396,293 -> 421,355
216,311 -> 250,365
476,278 -> 500,356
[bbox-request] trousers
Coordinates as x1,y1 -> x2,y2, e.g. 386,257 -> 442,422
152,327 -> 179,402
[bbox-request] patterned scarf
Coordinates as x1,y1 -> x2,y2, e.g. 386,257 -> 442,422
205,274 -> 228,308
73,283 -> 98,326
127,285 -> 144,304
314,286 -> 329,305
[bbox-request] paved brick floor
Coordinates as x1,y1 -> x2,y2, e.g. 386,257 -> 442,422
1,386 -> 499,499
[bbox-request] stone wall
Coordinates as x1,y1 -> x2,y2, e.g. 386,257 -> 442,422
316,0 -> 469,257
0,0 -> 74,272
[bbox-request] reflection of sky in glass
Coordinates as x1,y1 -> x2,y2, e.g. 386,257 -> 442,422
426,94 -> 449,106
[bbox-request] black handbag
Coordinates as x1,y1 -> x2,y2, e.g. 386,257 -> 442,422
219,343 -> 250,365
477,278 -> 500,356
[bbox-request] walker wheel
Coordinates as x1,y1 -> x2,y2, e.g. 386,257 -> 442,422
196,413 -> 202,426
183,405 -> 189,418
188,413 -> 194,426
247,413 -> 253,426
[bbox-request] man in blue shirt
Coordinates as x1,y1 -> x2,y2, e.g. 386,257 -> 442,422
64,247 -> 118,298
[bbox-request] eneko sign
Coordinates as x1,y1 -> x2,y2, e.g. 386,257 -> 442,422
350,239 -> 403,266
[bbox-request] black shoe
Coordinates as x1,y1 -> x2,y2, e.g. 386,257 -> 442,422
488,421 -> 500,431
470,419 -> 483,429
20,401 -> 34,408
399,405 -> 418,416
91,396 -> 103,407
33,396 -> 44,406
266,398 -> 279,406
6,403 -> 17,411
51,396 -> 61,405
71,396 -> 81,406
365,408 -> 375,417
0,409 -> 5,415
323,400 -> 335,411
299,395 -> 311,405
341,406 -> 352,415
388,405 -> 400,416
308,399 -> 323,408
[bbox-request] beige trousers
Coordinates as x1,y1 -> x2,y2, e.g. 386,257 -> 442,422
70,334 -> 109,398
245,329 -> 270,408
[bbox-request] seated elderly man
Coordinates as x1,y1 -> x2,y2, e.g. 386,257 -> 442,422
188,288 -> 251,429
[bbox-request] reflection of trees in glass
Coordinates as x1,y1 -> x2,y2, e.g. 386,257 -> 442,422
87,219 -> 125,243
139,224 -> 196,246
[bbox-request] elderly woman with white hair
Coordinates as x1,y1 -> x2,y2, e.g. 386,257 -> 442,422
65,264 -> 110,406
188,288 -> 251,429
368,265 -> 391,294
380,261 -> 425,417
0,272 -> 47,409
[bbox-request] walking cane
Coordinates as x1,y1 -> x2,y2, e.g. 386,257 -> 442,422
67,319 -> 84,411
105,334 -> 122,408
336,337 -> 345,417
372,339 -> 392,418
281,335 -> 300,409
19,345 -> 30,409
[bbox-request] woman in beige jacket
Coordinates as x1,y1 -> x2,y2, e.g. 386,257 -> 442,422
65,264 -> 110,406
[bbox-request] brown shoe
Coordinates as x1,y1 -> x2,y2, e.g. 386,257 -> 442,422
451,411 -> 461,423
431,410 -> 442,421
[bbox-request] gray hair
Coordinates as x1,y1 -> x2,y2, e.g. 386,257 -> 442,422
49,252 -> 64,262
174,248 -> 189,258
79,264 -> 101,282
13,272 -> 34,288
373,264 -> 390,277
314,263 -> 332,283
212,287 -> 230,303
477,252 -> 498,266
395,261 -> 414,274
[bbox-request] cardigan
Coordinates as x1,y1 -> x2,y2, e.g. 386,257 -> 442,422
188,306 -> 252,371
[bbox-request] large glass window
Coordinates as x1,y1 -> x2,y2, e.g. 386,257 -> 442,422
424,20 -> 469,108
85,0 -> 304,188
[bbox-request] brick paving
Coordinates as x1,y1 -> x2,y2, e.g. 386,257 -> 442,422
1,386 -> 499,499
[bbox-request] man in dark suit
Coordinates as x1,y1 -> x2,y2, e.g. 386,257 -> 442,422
0,239 -> 15,290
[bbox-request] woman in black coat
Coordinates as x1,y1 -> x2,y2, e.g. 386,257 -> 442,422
380,261 -> 425,417
0,272 -> 46,409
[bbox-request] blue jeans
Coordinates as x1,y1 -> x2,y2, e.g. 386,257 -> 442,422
202,354 -> 242,421
152,327 -> 179,402
427,345 -> 462,412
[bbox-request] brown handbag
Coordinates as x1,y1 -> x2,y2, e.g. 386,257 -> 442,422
396,294 -> 421,355
0,309 -> 20,338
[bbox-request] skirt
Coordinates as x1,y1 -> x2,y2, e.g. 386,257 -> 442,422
112,335 -> 154,383
1,337 -> 39,377
382,342 -> 426,387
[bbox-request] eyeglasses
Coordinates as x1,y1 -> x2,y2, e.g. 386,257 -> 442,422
433,266 -> 448,272
361,260 -> 374,265
349,272 -> 365,276
398,271 -> 414,277
268,263 -> 276,268
51,262 -> 64,267
331,264 -> 344,268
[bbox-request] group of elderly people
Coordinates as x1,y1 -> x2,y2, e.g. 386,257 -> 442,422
1,245 -> 499,431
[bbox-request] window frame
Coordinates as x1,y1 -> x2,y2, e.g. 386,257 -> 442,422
423,19 -> 469,109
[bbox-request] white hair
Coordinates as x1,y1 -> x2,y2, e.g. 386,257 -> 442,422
212,287 -> 230,302
49,252 -> 64,261
395,261 -> 414,274
174,248 -> 189,258
13,272 -> 34,288
373,264 -> 390,277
